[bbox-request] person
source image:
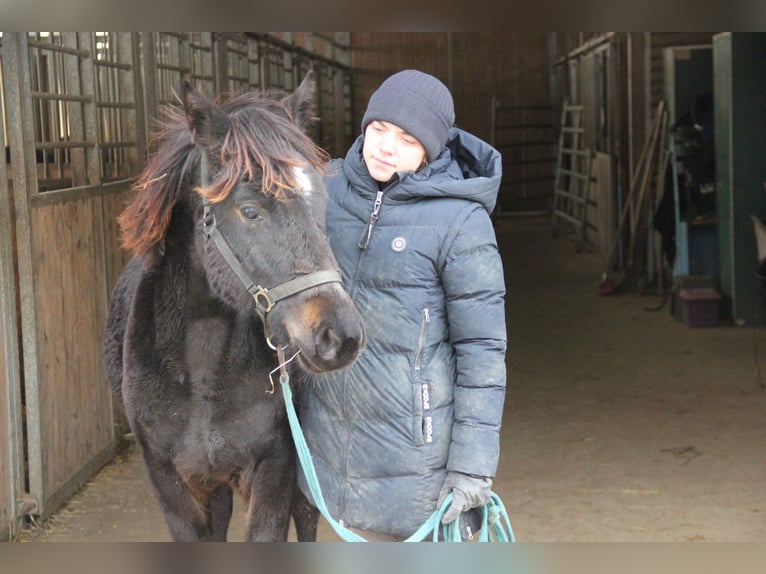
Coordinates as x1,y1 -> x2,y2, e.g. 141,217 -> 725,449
298,69 -> 507,541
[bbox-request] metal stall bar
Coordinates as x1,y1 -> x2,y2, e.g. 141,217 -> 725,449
0,34 -> 28,541
3,32 -> 45,519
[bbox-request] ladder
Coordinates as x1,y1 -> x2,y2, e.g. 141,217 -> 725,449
551,102 -> 592,252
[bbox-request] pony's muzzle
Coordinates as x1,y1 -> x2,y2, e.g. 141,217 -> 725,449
313,317 -> 365,368
277,289 -> 366,373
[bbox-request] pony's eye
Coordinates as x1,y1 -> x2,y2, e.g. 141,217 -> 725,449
240,205 -> 259,220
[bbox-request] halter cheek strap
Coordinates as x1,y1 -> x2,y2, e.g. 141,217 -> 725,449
199,152 -> 342,346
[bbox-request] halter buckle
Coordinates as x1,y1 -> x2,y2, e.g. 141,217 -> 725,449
253,286 -> 274,315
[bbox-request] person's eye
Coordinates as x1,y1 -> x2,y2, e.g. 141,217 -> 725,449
240,205 -> 259,220
402,137 -> 416,146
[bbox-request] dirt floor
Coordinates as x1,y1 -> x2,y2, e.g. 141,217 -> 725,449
16,215 -> 766,542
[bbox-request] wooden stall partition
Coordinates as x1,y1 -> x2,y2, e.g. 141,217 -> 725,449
26,194 -> 115,514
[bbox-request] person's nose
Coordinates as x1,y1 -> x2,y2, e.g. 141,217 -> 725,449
378,132 -> 396,155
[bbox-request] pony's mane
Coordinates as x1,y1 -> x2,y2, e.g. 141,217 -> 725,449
118,91 -> 329,258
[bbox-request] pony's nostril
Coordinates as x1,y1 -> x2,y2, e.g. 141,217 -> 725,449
311,318 -> 365,368
316,325 -> 343,361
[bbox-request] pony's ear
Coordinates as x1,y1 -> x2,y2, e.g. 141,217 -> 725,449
282,70 -> 316,129
182,80 -> 230,145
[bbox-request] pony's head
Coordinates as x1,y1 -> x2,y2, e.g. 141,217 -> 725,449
118,72 -> 364,373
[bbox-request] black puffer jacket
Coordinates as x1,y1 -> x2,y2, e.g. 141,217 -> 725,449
298,128 -> 507,537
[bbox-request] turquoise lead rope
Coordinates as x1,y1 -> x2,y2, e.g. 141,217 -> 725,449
274,352 -> 515,542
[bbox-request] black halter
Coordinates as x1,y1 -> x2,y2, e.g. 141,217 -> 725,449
199,152 -> 341,348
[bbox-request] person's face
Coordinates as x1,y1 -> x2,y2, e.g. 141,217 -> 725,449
362,120 -> 427,183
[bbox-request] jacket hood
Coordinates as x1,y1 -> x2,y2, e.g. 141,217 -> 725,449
341,127 -> 502,215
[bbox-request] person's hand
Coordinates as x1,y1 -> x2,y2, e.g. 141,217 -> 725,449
437,471 -> 493,524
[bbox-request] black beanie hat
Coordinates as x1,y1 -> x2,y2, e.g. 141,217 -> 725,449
361,70 -> 455,162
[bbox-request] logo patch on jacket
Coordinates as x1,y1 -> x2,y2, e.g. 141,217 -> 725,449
391,237 -> 406,252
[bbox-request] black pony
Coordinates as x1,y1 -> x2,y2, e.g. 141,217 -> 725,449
103,73 -> 364,541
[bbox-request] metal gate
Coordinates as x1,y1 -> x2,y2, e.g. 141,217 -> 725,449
0,31 -> 352,540
1,32 -> 144,538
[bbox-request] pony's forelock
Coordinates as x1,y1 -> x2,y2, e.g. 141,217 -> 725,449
118,91 -> 330,256
196,95 -> 329,203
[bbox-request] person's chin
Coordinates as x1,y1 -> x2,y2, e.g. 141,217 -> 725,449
370,167 -> 395,182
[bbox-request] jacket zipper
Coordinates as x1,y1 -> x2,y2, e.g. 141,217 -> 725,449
357,176 -> 398,250
357,191 -> 383,249
414,308 -> 430,374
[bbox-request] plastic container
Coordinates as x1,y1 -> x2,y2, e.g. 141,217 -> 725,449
679,288 -> 721,328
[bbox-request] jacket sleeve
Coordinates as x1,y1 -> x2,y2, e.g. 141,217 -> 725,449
440,203 -> 507,478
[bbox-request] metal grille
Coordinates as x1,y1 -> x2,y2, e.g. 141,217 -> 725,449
92,32 -> 142,182
152,32 -> 214,105
220,33 -> 261,94
14,32 -> 143,192
189,32 -> 215,92
264,41 -> 290,91
26,32 -> 96,191
315,63 -> 339,152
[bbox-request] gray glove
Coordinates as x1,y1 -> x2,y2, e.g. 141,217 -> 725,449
437,471 -> 493,524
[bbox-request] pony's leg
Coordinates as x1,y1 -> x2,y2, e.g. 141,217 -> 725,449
140,447 -> 213,541
291,486 -> 319,542
243,454 -> 294,541
208,483 -> 233,541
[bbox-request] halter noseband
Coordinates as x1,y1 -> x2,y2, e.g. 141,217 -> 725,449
199,152 -> 341,348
